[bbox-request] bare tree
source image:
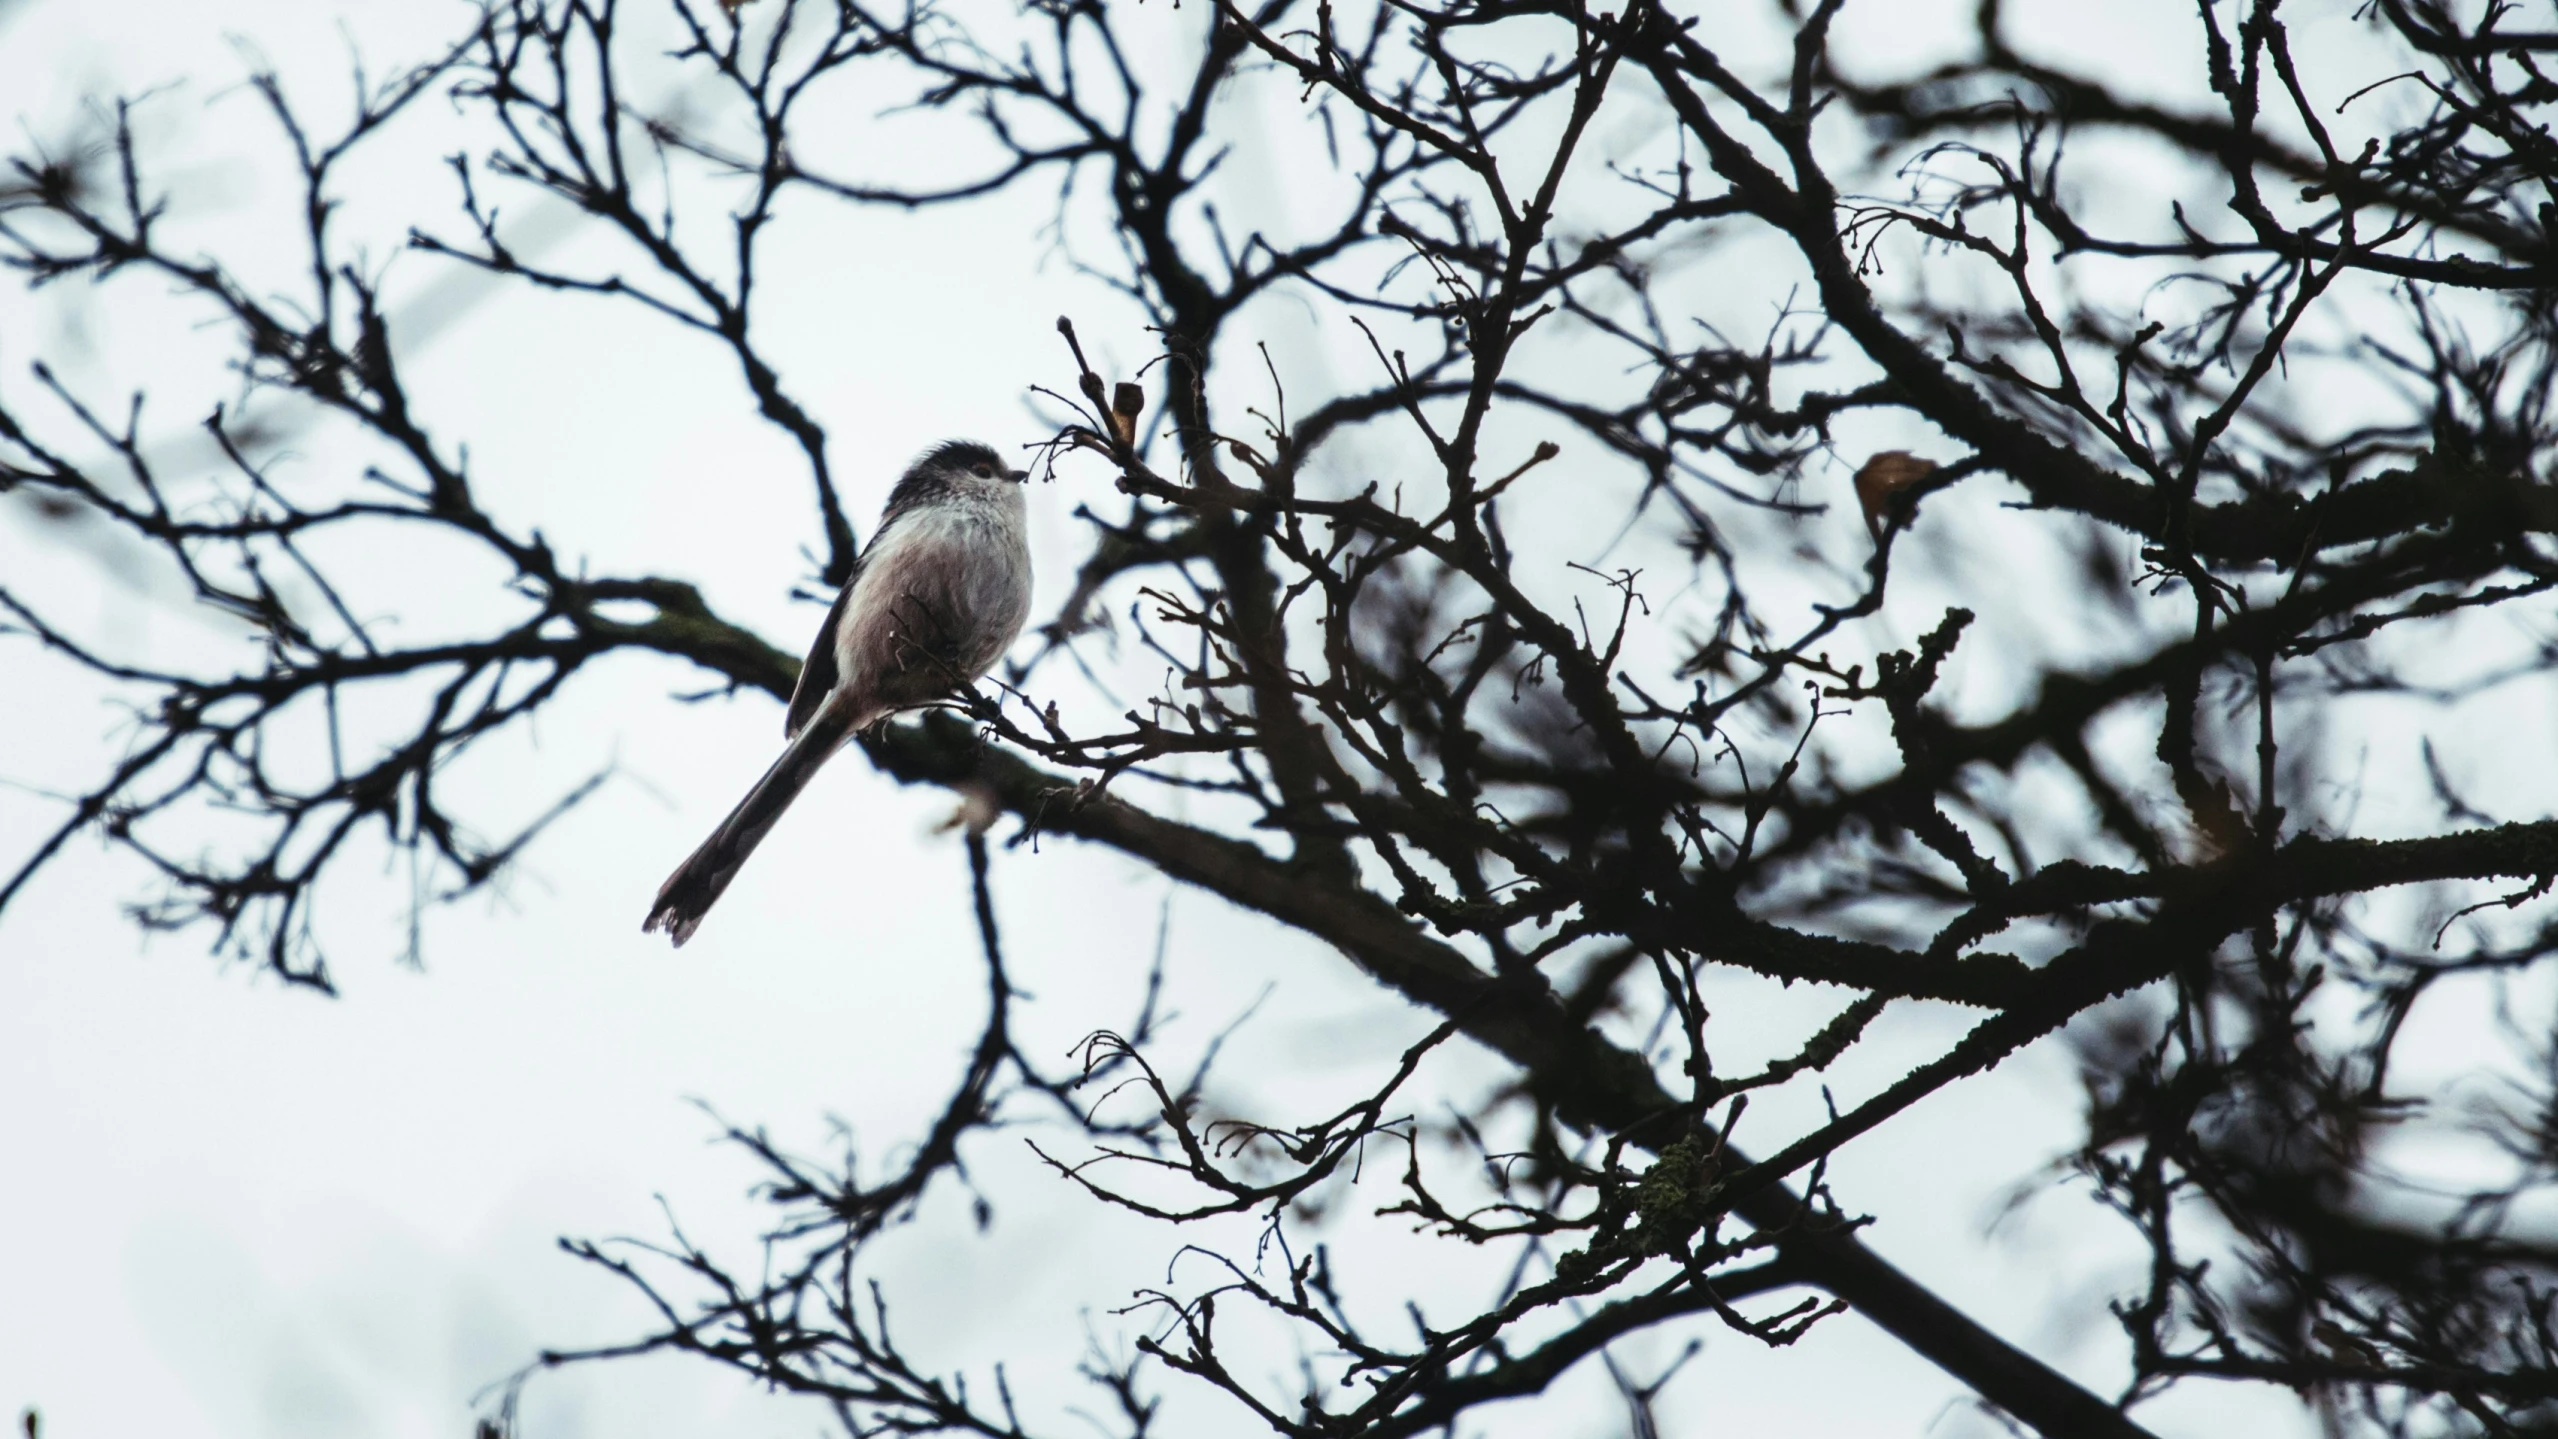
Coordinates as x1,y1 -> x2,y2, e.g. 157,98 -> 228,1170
12,0 -> 2558,1434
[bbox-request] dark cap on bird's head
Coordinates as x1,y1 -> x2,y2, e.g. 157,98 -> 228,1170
914,439 -> 1025,482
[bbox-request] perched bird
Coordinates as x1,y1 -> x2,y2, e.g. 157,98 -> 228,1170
644,439 -> 1032,946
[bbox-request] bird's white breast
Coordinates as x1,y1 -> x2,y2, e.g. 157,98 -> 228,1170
832,486 -> 1032,696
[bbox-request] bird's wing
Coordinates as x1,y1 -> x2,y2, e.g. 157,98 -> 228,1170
786,489 -> 947,738
784,574 -> 856,739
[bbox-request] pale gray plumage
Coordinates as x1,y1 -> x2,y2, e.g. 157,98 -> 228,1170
643,440 -> 1032,946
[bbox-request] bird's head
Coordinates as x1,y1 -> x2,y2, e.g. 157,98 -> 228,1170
912,439 -> 1028,492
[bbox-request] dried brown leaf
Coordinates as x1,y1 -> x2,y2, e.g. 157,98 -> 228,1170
1854,451 -> 1937,540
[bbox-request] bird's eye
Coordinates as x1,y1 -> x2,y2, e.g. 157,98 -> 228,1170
971,463 -> 994,478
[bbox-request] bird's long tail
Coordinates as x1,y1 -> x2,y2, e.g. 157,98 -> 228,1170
643,696 -> 869,947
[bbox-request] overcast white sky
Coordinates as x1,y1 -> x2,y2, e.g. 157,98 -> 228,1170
0,1 -> 2497,1435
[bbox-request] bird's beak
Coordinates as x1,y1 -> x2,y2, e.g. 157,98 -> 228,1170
1008,468 -> 1030,483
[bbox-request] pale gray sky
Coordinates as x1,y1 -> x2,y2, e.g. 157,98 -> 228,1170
0,2 -> 2482,1436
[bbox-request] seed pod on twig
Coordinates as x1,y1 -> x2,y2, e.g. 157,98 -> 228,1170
1111,382 -> 1144,447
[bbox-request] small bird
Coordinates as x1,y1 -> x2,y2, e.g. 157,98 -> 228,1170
643,439 -> 1033,946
